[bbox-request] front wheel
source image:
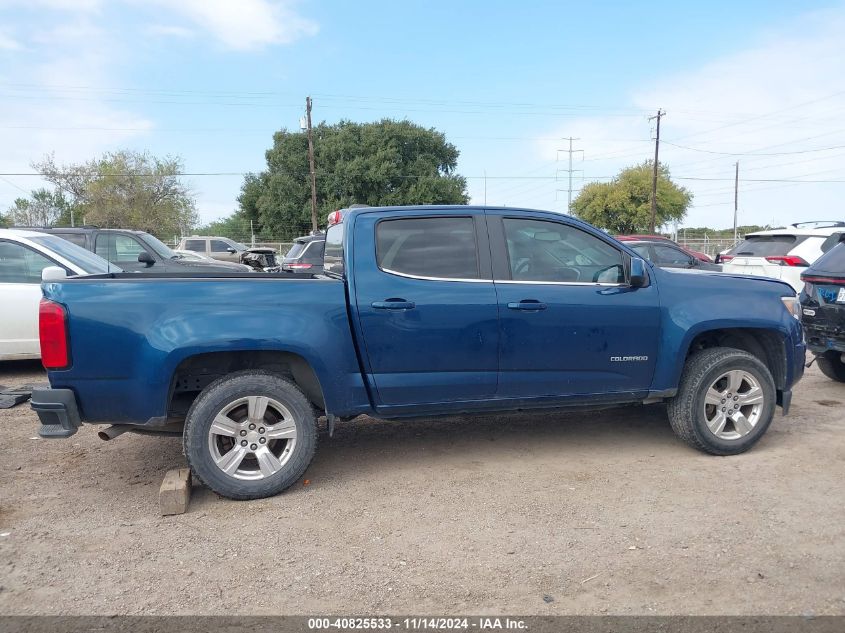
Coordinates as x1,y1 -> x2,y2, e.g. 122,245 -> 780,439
183,371 -> 317,500
816,352 -> 845,382
667,347 -> 776,455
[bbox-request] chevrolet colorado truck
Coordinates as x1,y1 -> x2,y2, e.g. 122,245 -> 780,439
32,206 -> 806,500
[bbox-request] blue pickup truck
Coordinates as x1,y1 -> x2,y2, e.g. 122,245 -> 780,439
32,206 -> 806,500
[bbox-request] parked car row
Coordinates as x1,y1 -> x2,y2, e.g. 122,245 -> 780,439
720,222 -> 845,293
0,229 -> 115,360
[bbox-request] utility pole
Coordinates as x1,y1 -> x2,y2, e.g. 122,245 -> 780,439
649,109 -> 665,233
733,161 -> 739,243
305,96 -> 319,234
555,137 -> 583,213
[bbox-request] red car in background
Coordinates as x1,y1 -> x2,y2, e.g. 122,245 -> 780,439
616,234 -> 713,263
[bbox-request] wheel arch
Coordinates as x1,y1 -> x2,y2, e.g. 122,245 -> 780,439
679,327 -> 787,389
166,350 -> 326,419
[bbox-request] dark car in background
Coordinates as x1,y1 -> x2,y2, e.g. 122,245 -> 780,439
624,239 -> 722,271
281,234 -> 325,274
616,234 -> 713,263
37,227 -> 249,273
800,237 -> 845,382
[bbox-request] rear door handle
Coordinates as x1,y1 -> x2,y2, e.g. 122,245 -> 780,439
507,300 -> 547,311
371,299 -> 416,310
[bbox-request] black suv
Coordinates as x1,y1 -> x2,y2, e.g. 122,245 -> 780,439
36,227 -> 249,273
281,234 -> 325,275
800,237 -> 845,382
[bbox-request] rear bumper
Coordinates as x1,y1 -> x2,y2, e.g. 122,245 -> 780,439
31,388 -> 81,438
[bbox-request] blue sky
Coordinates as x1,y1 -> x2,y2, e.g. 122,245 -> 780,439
1,0 -> 844,234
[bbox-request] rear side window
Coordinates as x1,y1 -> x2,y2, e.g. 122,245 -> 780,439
285,242 -> 306,258
377,217 -> 479,280
730,235 -> 806,257
302,241 -> 325,263
323,224 -> 345,276
184,239 -> 206,252
54,233 -> 87,247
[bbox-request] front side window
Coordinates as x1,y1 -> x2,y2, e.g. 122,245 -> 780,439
502,218 -> 624,283
0,241 -> 56,283
377,217 -> 479,280
652,244 -> 693,265
211,239 -> 234,253
96,234 -> 147,263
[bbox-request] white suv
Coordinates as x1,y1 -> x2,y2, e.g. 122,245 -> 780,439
721,222 -> 845,293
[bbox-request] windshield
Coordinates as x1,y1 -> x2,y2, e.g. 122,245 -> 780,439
29,234 -> 115,274
809,242 -> 845,275
140,233 -> 178,259
729,235 -> 806,257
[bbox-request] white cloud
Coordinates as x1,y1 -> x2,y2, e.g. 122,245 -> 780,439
0,17 -> 153,206
145,24 -> 195,39
530,6 -> 845,230
0,29 -> 21,50
148,0 -> 318,51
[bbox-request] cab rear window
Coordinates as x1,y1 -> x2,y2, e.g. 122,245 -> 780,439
730,235 -> 806,257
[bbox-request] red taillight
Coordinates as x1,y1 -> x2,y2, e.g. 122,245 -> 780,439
39,299 -> 70,370
720,255 -> 734,262
286,263 -> 312,270
764,256 -> 809,267
327,210 -> 343,226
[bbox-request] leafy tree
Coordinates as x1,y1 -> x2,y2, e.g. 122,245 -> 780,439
235,119 -> 469,240
32,150 -> 199,237
6,188 -> 74,227
572,161 -> 692,234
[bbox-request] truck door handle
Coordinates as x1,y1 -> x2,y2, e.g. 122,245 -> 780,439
372,299 -> 416,310
507,300 -> 547,311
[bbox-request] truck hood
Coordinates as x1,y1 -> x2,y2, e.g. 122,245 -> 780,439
658,265 -> 796,293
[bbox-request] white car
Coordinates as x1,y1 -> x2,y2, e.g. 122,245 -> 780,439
0,229 -> 114,361
721,222 -> 845,293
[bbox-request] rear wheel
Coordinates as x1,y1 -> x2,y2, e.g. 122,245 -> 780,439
667,347 -> 776,455
183,371 -> 317,500
816,352 -> 845,382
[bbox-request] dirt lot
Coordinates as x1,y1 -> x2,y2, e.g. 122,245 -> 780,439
0,359 -> 843,616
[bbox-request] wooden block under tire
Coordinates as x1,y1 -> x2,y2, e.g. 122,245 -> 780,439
159,468 -> 192,515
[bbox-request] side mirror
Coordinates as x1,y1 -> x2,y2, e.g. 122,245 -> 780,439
226,247 -> 237,254
629,257 -> 648,288
42,266 -> 68,282
137,251 -> 155,266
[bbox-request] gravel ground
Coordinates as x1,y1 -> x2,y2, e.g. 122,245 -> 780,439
0,359 -> 843,615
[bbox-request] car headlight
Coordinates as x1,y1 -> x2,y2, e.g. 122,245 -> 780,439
781,296 -> 801,320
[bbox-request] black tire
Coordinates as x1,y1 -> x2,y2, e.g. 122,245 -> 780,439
816,352 -> 845,382
667,347 -> 776,456
183,370 -> 317,500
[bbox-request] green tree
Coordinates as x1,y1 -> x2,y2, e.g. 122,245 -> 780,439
236,119 -> 469,240
6,188 -> 74,227
33,150 -> 199,237
572,161 -> 692,234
